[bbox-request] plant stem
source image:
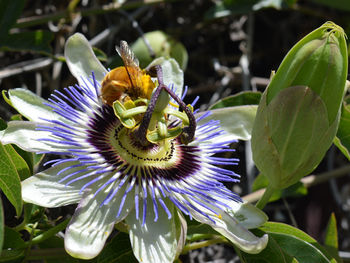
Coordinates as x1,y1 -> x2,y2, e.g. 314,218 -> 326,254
186,234 -> 220,242
181,237 -> 227,254
25,218 -> 70,246
255,184 -> 275,210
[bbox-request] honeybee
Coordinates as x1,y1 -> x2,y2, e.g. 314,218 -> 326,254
100,41 -> 155,106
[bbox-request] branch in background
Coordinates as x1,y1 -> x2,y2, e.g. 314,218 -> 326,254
243,165 -> 350,204
0,58 -> 53,79
15,0 -> 180,29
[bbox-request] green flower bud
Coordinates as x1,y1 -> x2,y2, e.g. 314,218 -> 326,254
251,22 -> 348,190
267,21 -> 348,124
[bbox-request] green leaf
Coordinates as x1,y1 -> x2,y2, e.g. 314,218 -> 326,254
3,227 -> 25,249
324,213 -> 342,262
0,142 -> 22,216
210,91 -> 262,109
0,199 -> 4,253
0,249 -> 25,263
93,47 -> 108,62
96,232 -> 137,263
252,174 -> 307,203
187,221 -> 218,237
237,229 -> 297,263
334,103 -> 350,160
311,0 -> 350,11
33,153 -> 44,169
4,145 -> 31,181
1,227 -> 25,262
10,114 -> 22,121
0,30 -> 54,54
0,118 -> 7,131
12,145 -> 34,174
23,204 -> 46,225
38,236 -> 79,263
0,0 -> 25,37
260,222 -> 337,262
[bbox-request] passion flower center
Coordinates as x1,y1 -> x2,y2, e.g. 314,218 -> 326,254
110,125 -> 178,168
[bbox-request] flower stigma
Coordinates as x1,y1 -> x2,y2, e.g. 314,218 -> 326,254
101,41 -> 196,147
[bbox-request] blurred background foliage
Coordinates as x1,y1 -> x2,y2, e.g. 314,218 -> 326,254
1,0 -> 350,262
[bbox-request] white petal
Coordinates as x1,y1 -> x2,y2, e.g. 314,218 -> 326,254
65,33 -> 107,86
126,199 -> 178,263
196,105 -> 258,142
21,161 -> 89,207
0,121 -> 72,152
8,88 -> 62,123
65,181 -> 134,259
186,198 -> 268,254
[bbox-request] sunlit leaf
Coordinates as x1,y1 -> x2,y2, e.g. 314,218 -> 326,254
11,145 -> 43,175
324,213 -> 342,262
260,222 -> 337,262
12,145 -> 34,174
4,145 -> 31,181
0,143 -> 22,216
237,229 -> 297,263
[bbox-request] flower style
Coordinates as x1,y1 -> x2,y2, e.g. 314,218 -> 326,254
0,33 -> 268,262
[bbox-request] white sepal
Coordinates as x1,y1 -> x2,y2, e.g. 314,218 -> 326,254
65,33 -> 107,87
196,105 -> 258,142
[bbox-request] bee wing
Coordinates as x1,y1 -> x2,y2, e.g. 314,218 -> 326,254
116,41 -> 140,68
